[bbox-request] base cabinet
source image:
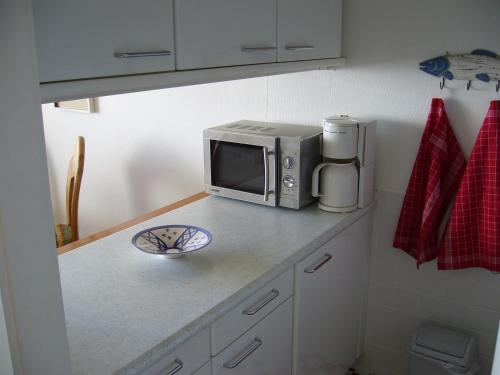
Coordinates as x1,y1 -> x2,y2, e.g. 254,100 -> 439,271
212,298 -> 293,375
140,328 -> 210,375
193,362 -> 212,375
293,214 -> 372,375
139,211 -> 372,375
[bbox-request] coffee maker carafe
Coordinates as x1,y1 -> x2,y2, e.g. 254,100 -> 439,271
312,116 -> 376,212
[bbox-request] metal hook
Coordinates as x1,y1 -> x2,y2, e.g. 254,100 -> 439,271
496,80 -> 500,92
440,77 -> 445,90
466,80 -> 472,90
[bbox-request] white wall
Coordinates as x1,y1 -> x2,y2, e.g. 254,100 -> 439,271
42,78 -> 269,237
42,0 -> 500,373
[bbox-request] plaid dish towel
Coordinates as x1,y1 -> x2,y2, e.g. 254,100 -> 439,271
439,100 -> 500,271
393,98 -> 466,267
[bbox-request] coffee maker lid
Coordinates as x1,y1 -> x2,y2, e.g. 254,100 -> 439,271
323,115 -> 360,131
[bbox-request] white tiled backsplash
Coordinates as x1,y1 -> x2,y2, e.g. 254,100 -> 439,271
360,190 -> 500,375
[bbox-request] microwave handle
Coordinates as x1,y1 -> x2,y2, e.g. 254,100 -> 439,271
263,147 -> 270,201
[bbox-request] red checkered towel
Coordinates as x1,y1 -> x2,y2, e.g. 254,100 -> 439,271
438,100 -> 500,271
393,98 -> 466,267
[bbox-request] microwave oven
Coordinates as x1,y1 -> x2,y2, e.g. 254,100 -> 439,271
203,120 -> 322,209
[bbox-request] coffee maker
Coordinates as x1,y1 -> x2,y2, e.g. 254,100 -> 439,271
311,116 -> 377,212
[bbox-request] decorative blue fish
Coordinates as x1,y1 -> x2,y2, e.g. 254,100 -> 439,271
419,49 -> 500,82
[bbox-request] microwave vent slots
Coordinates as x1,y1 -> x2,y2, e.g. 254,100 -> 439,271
224,123 -> 276,132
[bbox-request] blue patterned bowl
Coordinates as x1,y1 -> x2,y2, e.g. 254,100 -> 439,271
132,225 -> 212,258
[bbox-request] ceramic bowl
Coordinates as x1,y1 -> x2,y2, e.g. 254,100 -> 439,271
132,225 -> 212,258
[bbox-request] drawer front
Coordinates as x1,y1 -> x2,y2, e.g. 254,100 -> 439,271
212,298 -> 293,375
210,268 -> 293,355
141,328 -> 210,375
192,361 -> 212,375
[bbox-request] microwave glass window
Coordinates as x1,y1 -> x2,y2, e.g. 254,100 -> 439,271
210,141 -> 265,195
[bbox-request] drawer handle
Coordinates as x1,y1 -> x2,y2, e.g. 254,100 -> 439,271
242,289 -> 279,316
114,50 -> 171,58
241,46 -> 277,53
304,254 -> 332,273
164,358 -> 183,375
223,337 -> 263,369
284,45 -> 315,51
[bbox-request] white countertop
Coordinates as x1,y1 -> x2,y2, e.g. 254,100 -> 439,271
58,196 -> 373,375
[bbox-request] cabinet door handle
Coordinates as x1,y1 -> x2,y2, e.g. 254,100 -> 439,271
114,50 -> 171,58
164,358 -> 183,375
241,46 -> 277,53
284,45 -> 315,51
242,289 -> 279,316
304,254 -> 332,273
223,338 -> 263,369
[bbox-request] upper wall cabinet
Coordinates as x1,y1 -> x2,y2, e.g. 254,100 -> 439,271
174,0 -> 277,70
33,0 -> 175,82
36,0 -> 345,100
277,0 -> 343,62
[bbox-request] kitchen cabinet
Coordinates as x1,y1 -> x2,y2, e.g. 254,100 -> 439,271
212,298 -> 293,375
210,269 -> 293,356
33,0 -> 175,82
293,213 -> 372,375
35,0 -> 346,99
277,0 -> 343,62
193,362 -> 212,375
140,328 -> 210,375
174,0 -> 277,70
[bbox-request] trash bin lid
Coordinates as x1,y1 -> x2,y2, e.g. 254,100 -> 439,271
411,324 -> 475,368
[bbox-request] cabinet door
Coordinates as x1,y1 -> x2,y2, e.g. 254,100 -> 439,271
33,0 -> 175,82
277,0 -> 342,62
174,0 -> 277,70
192,362 -> 212,375
293,213 -> 372,375
212,298 -> 293,375
140,328 -> 210,375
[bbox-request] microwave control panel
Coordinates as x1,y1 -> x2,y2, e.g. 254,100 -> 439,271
278,134 -> 321,209
282,156 -> 295,169
279,139 -> 300,200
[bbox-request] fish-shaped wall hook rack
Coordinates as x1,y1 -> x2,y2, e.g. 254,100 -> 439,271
419,49 -> 500,91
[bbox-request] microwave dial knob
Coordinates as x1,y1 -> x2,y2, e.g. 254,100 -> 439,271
283,175 -> 295,188
283,157 -> 295,169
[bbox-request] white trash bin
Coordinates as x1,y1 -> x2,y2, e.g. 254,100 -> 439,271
410,323 -> 479,375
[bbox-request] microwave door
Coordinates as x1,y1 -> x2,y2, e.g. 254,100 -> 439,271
205,138 -> 277,207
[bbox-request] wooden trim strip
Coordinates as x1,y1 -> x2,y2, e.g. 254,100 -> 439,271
57,192 -> 209,255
